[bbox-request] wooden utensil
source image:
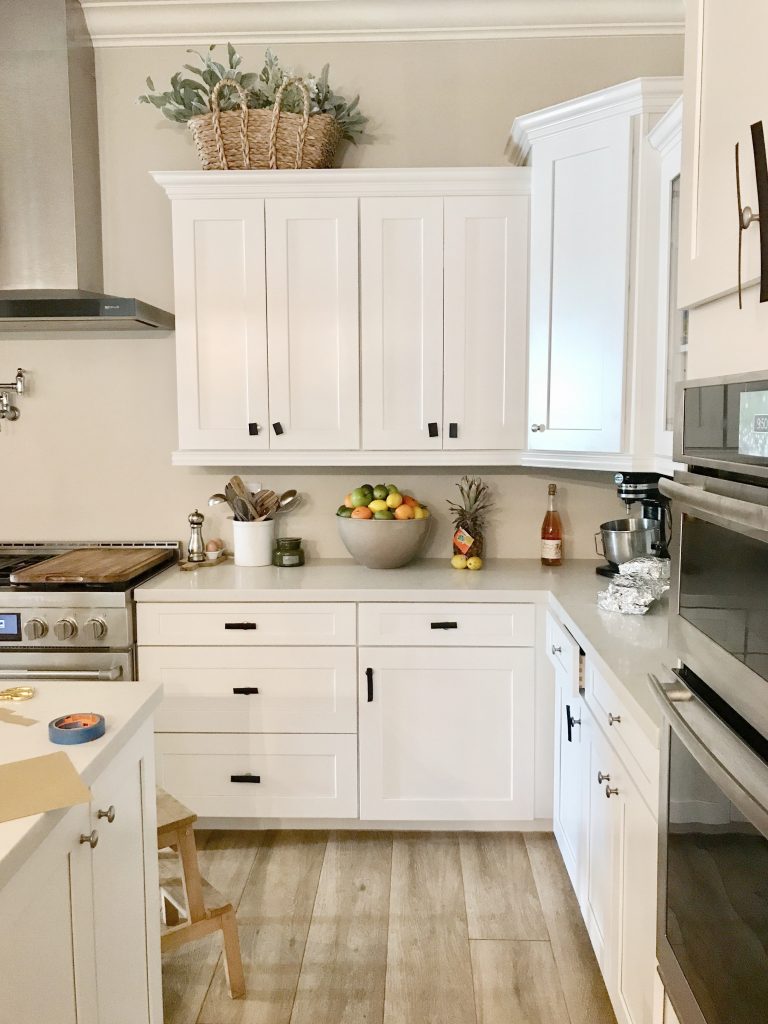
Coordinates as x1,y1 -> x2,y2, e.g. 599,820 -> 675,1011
229,476 -> 260,520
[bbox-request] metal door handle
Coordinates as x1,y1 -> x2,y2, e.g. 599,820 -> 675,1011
566,704 -> 581,743
551,644 -> 562,655
431,621 -> 458,630
597,771 -> 610,784
608,713 -> 621,726
272,422 -> 284,435
80,830 -> 99,848
448,422 -> 458,439
230,774 -> 261,783
224,622 -> 257,630
96,806 -> 116,823
366,667 -> 374,703
0,666 -> 122,681
248,422 -> 260,436
605,785 -> 619,798
428,422 -> 439,438
531,423 -> 546,433
232,687 -> 259,695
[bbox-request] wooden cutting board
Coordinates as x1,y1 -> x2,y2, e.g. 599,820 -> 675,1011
10,547 -> 172,585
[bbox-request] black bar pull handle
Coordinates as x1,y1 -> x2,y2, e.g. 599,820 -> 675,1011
273,421 -> 284,435
427,421 -> 439,438
751,121 -> 768,303
225,622 -> 257,630
230,774 -> 261,783
430,621 -> 458,630
565,704 -> 581,743
232,687 -> 259,695
448,422 -> 458,439
248,422 -> 260,436
366,667 -> 374,703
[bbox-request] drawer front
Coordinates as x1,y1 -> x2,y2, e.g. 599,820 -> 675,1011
358,603 -> 535,647
546,611 -> 581,695
141,647 -> 357,733
155,733 -> 358,819
137,603 -> 356,646
585,661 -> 658,800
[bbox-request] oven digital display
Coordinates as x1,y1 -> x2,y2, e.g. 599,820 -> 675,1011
739,389 -> 768,456
0,613 -> 21,641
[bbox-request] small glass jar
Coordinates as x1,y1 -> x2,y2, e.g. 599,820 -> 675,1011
272,537 -> 305,568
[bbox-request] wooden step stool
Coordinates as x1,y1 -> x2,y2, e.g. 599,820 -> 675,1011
156,787 -> 245,999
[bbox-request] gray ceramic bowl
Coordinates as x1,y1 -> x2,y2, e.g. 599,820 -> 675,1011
337,515 -> 431,569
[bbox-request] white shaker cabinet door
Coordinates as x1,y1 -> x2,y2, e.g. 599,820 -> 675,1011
584,720 -> 619,972
553,677 -> 588,900
265,198 -> 360,450
443,195 -> 528,451
359,646 -> 535,822
172,198 -> 270,450
360,196 -> 444,450
528,118 -> 631,453
678,0 -> 765,308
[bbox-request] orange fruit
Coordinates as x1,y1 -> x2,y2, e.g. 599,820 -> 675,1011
351,506 -> 373,519
403,495 -> 419,508
344,493 -> 354,509
394,504 -> 414,520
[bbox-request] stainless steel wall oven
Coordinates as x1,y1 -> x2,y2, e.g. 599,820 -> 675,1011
651,372 -> 768,1024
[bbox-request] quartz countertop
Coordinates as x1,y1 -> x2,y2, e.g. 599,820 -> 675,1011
0,681 -> 162,890
137,558 -> 671,740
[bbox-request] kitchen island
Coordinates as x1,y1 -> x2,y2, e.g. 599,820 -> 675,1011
0,681 -> 163,1024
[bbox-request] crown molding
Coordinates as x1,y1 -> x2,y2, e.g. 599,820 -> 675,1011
151,167 -> 531,199
647,94 -> 683,155
81,0 -> 685,47
509,76 -> 682,163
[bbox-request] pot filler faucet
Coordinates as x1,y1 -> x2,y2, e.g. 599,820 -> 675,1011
0,369 -> 26,430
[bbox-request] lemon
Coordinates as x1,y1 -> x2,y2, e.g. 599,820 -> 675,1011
466,557 -> 483,570
451,554 -> 468,569
413,506 -> 427,520
368,499 -> 388,513
386,492 -> 404,509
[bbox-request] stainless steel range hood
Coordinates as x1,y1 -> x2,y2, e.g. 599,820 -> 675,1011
0,0 -> 174,333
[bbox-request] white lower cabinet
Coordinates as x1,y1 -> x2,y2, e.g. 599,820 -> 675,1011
584,721 -> 618,972
0,720 -> 160,1024
358,646 -> 535,821
552,675 -> 588,896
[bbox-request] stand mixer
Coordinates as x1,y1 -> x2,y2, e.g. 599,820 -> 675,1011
595,472 -> 671,577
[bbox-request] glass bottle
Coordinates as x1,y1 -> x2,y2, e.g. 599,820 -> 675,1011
541,483 -> 563,566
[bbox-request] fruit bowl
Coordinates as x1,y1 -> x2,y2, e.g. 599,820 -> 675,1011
337,516 -> 431,569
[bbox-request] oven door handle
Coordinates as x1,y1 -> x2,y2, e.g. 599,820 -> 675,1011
0,666 -> 123,681
648,670 -> 768,830
659,477 -> 768,535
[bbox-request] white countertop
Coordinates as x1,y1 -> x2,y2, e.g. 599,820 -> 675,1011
0,681 -> 162,890
137,558 -> 672,739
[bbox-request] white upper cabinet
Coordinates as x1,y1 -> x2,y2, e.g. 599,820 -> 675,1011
266,198 -> 360,450
443,196 -> 528,450
511,79 -> 681,457
360,196 -> 444,450
679,0 -> 766,308
172,198 -> 269,451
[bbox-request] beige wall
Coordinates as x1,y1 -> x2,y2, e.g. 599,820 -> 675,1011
0,34 -> 683,556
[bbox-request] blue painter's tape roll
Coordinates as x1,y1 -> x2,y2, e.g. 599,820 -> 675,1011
49,713 -> 106,745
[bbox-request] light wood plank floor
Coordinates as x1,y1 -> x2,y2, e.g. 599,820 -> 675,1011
162,831 -> 616,1024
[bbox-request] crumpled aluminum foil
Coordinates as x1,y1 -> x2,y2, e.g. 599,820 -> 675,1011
598,557 -> 670,614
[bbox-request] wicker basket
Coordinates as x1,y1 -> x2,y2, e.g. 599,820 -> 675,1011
188,78 -> 343,170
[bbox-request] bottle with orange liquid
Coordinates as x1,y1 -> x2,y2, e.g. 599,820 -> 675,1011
541,483 -> 563,566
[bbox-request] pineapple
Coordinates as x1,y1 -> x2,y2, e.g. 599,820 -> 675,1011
447,475 -> 493,559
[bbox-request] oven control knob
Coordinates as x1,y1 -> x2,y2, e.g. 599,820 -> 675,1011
24,617 -> 48,641
54,618 -> 78,641
83,618 -> 108,642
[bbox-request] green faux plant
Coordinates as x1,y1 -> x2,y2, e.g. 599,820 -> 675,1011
139,44 -> 367,141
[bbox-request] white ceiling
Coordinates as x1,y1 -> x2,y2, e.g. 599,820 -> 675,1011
80,0 -> 685,47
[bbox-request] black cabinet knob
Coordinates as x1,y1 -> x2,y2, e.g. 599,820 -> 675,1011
248,422 -> 260,436
427,422 -> 438,438
448,422 -> 458,439
272,422 -> 284,436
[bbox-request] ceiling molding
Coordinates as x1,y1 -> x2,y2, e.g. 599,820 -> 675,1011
81,0 -> 685,47
647,94 -> 683,154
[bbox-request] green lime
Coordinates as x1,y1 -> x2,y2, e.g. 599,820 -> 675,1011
373,484 -> 388,500
361,483 -> 374,494
374,509 -> 395,519
350,487 -> 370,508
337,505 -> 353,517
386,483 -> 399,495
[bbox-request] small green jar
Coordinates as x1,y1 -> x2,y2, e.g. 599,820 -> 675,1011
273,537 -> 305,567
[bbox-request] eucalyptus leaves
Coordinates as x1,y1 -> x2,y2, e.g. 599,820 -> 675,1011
139,44 -> 367,141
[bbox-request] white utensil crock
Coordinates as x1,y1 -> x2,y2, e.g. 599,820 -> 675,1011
232,519 -> 275,567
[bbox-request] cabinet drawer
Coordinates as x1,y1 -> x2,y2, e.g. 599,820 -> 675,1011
358,603 -> 535,647
155,733 -> 358,819
136,603 -> 356,646
141,647 -> 357,733
546,611 -> 581,695
585,661 -> 658,798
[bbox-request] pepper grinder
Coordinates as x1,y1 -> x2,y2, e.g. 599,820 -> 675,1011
187,509 -> 206,563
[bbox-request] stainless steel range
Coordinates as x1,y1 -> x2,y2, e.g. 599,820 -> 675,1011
0,542 -> 179,682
